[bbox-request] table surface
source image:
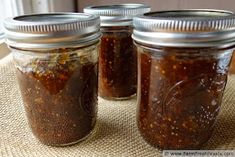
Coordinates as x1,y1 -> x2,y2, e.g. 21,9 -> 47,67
0,54 -> 234,157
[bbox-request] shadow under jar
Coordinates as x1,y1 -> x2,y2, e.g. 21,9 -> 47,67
84,4 -> 151,100
132,10 -> 235,149
4,13 -> 100,146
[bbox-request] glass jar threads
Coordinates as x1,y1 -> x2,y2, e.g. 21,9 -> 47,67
132,10 -> 235,149
84,4 -> 151,100
4,13 -> 100,146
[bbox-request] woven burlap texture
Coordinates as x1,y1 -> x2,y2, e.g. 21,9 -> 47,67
0,54 -> 234,157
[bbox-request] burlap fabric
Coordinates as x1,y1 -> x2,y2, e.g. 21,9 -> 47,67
0,54 -> 234,157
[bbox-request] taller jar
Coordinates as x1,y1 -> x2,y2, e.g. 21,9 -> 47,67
132,10 -> 235,149
4,13 -> 100,146
84,4 -> 151,100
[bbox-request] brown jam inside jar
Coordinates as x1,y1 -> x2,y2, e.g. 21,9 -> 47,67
14,46 -> 98,146
98,26 -> 137,99
137,46 -> 232,149
4,12 -> 101,146
84,3 -> 151,100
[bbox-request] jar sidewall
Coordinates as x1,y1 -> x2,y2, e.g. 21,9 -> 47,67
11,42 -> 99,66
13,42 -> 99,145
101,26 -> 133,33
135,41 -> 232,149
134,41 -> 234,58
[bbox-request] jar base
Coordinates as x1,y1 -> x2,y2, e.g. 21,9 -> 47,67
139,131 -> 213,150
36,123 -> 97,147
99,93 -> 136,101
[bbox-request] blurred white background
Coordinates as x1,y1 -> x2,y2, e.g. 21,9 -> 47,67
77,0 -> 235,11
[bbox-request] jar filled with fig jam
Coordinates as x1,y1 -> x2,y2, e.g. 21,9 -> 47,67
4,13 -> 100,146
132,10 -> 235,149
84,4 -> 150,100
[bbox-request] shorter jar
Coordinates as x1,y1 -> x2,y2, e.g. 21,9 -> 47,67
132,10 -> 235,149
99,26 -> 137,99
4,13 -> 100,146
84,4 -> 151,100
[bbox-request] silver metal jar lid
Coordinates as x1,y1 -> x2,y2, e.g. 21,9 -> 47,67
132,10 -> 235,48
4,13 -> 101,49
84,4 -> 151,26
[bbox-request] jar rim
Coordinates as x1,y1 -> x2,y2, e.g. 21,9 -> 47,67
132,9 -> 235,48
84,3 -> 151,26
4,13 -> 101,49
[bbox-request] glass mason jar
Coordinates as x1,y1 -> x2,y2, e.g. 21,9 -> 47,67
132,10 -> 235,149
4,13 -> 100,146
84,4 -> 151,100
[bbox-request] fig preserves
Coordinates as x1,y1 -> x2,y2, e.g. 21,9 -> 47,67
98,26 -> 137,99
84,4 -> 150,99
4,13 -> 100,146
133,10 -> 235,149
14,46 -> 98,146
137,47 -> 232,149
